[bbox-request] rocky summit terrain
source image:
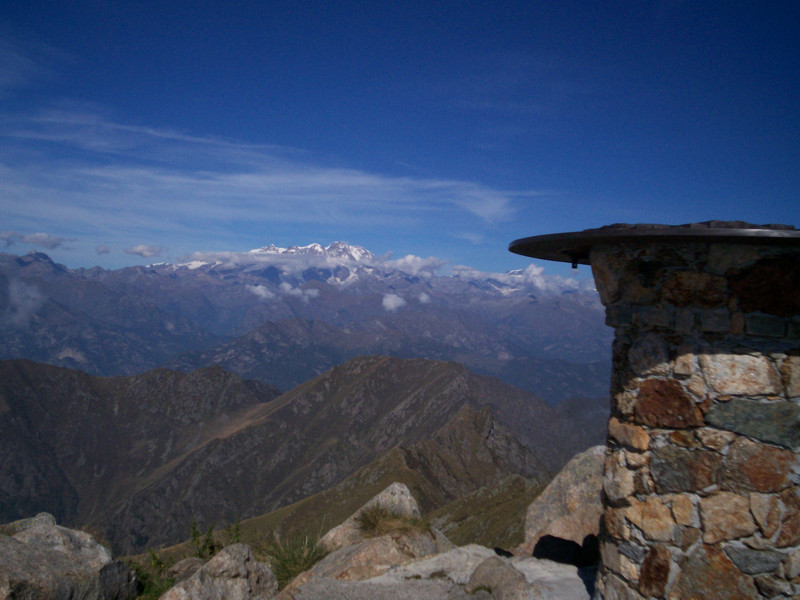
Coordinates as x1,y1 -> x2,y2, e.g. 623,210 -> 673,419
0,244 -> 611,403
0,355 -> 607,555
1,458 -> 606,600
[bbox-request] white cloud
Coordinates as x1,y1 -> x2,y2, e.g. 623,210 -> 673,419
124,244 -> 164,258
246,284 -> 275,300
0,231 -> 71,249
452,262 -> 580,294
95,244 -> 110,254
19,232 -> 71,249
418,292 -> 431,304
382,293 -> 407,312
278,282 -> 318,302
1,279 -> 44,327
383,254 -> 445,277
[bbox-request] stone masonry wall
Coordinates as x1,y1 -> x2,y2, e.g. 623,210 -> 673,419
589,241 -> 800,599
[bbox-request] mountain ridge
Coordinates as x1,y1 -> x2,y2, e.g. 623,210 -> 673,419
0,355 -> 607,553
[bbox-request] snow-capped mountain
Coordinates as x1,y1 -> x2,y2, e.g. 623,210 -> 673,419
0,245 -> 612,403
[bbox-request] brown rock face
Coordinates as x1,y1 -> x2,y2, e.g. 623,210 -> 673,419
777,488 -> 800,547
720,438 -> 795,493
730,255 -> 800,317
608,417 -> 650,450
639,544 -> 671,597
749,493 -> 781,538
639,497 -> 675,542
634,380 -> 703,428
669,545 -> 759,600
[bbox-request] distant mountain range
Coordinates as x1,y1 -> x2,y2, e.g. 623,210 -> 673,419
0,243 -> 611,403
0,356 -> 608,553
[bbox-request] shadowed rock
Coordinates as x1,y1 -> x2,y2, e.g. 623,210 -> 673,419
0,513 -> 138,600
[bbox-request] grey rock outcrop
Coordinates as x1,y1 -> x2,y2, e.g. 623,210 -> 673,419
159,543 -> 277,600
517,445 -> 605,556
320,482 -> 421,551
0,513 -> 137,600
165,557 -> 205,583
283,545 -> 591,600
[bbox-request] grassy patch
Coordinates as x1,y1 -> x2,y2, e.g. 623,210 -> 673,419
259,532 -> 329,589
355,505 -> 430,538
128,551 -> 175,600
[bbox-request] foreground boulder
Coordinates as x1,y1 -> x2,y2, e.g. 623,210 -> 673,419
278,483 -> 446,598
517,445 -> 605,557
320,482 -> 423,551
0,513 -> 138,600
160,543 -> 277,600
285,545 -> 591,599
279,482 -> 592,599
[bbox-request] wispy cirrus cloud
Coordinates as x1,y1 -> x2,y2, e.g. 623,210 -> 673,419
0,107 -> 530,256
124,244 -> 164,258
0,34 -> 548,270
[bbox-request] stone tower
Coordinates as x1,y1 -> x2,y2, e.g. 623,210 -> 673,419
510,222 -> 800,599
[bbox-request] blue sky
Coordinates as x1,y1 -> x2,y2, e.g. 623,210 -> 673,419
1,1 -> 798,277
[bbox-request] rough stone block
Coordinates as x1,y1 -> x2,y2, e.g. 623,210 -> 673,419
745,313 -> 787,337
695,427 -> 735,450
669,430 -> 698,448
670,495 -> 696,527
608,417 -> 651,451
650,446 -> 721,493
783,548 -> 800,579
668,544 -> 759,600
777,488 -> 800,547
604,456 -> 636,504
699,352 -> 781,396
633,469 -> 654,495
705,398 -> 800,449
634,379 -> 704,428
604,507 -> 630,541
719,437 -> 795,493
724,546 -> 783,575
618,541 -> 647,563
638,544 -> 671,597
606,304 -> 634,328
661,271 -> 728,308
707,244 -> 762,275
628,334 -> 669,376
729,255 -> 800,317
639,496 -> 675,542
602,540 -> 639,581
625,451 -> 649,469
754,574 -> 795,598
750,493 -> 782,539
700,492 -> 757,544
672,349 -> 695,377
602,570 -> 645,600
686,374 -> 707,398
780,352 -> 800,397
678,527 -> 701,550
614,390 -> 638,416
700,309 -> 731,333
672,307 -> 695,334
